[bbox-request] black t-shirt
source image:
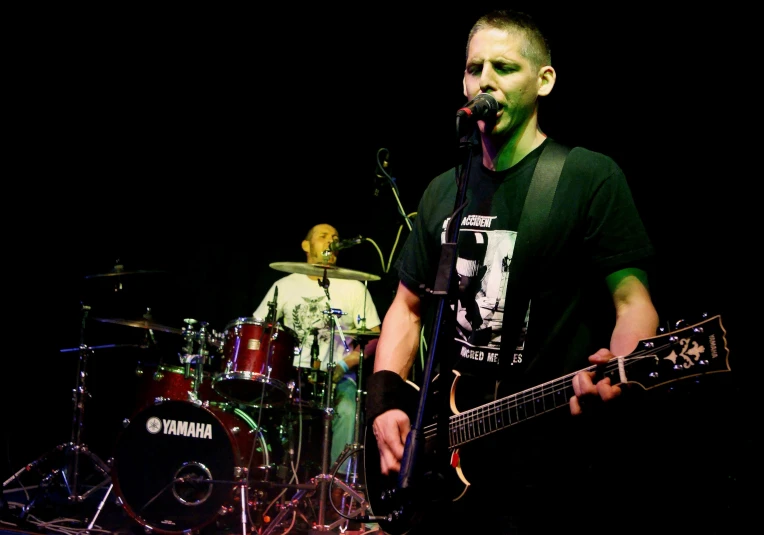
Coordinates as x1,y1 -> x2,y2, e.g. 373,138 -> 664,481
396,138 -> 655,390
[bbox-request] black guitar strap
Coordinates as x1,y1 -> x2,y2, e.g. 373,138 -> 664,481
499,139 -> 571,374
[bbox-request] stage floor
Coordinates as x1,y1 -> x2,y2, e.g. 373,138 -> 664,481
2,474 -> 379,535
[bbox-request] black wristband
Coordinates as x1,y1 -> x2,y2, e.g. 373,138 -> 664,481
365,370 -> 418,424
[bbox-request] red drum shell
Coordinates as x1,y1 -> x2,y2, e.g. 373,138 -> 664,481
213,318 -> 296,407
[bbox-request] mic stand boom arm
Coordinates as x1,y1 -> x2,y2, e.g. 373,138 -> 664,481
398,133 -> 477,493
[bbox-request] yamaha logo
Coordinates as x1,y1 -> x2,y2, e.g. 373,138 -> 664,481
145,416 -> 213,439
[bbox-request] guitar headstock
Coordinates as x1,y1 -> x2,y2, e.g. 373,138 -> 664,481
607,314 -> 730,391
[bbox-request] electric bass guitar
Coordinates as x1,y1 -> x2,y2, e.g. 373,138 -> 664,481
363,314 -> 730,535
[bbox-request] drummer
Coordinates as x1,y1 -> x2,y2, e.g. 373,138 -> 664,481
252,222 -> 381,479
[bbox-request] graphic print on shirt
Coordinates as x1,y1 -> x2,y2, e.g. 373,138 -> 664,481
443,216 -> 528,370
290,296 -> 334,358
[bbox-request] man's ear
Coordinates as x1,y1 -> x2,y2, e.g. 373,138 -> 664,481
301,240 -> 310,254
537,65 -> 556,97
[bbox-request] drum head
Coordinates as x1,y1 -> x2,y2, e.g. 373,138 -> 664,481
112,400 -> 244,534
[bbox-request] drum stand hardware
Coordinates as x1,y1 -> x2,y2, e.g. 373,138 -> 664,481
179,318 -> 214,402
319,329 -> 376,532
270,277 -> 376,534
260,283 -> 346,533
4,303 -> 115,526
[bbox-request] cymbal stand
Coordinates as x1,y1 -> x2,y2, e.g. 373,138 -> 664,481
5,303 -> 112,523
318,324 -> 376,532
307,271 -> 351,532
342,286 -> 370,491
261,272 -> 354,534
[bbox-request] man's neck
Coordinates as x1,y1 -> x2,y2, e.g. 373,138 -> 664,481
481,124 -> 547,172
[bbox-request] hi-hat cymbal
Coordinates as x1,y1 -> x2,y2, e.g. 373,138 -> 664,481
92,317 -> 183,335
269,262 -> 381,282
84,264 -> 167,279
341,328 -> 381,338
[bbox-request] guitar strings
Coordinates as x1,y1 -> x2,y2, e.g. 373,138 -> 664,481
419,339 -> 678,448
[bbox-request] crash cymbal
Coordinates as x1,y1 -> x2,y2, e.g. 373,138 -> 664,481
92,317 -> 183,335
269,262 -> 381,282
84,264 -> 167,279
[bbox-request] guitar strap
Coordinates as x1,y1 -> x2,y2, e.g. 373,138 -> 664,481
499,139 -> 571,374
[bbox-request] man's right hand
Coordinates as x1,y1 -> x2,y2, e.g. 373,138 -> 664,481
372,409 -> 411,475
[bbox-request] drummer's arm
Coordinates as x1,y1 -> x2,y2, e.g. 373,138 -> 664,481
331,328 -> 379,382
341,332 -> 380,369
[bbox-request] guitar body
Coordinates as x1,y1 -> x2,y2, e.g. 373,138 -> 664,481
364,315 -> 731,535
363,374 -> 468,535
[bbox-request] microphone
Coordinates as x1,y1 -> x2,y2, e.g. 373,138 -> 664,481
457,93 -> 498,120
374,149 -> 390,197
327,236 -> 364,252
310,328 -> 320,369
267,286 -> 278,324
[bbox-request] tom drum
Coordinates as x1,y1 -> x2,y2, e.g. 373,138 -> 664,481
213,318 -> 297,407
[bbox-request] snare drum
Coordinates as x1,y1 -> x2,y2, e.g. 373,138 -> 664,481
213,318 -> 297,407
288,366 -> 329,411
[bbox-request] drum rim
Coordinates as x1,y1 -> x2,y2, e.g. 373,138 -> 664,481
151,363 -> 213,376
223,317 -> 298,339
225,316 -> 272,330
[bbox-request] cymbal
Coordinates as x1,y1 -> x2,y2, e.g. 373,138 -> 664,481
92,317 -> 183,335
342,328 -> 381,338
269,262 -> 381,282
84,264 -> 167,279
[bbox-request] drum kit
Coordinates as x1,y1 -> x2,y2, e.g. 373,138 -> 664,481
5,261 -> 383,535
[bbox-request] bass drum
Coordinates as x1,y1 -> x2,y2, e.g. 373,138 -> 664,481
112,400 -> 271,534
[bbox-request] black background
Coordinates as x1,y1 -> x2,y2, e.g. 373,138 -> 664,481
3,4 -> 752,524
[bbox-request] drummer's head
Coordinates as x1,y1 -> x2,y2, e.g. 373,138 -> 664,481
302,223 -> 340,265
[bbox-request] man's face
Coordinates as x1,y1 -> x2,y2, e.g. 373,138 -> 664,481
463,28 -> 543,137
305,224 -> 339,264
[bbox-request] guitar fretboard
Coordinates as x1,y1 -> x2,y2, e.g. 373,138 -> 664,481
448,373 -> 577,448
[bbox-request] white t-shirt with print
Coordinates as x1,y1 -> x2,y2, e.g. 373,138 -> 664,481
253,273 -> 381,372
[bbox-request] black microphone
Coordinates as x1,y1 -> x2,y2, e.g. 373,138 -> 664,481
456,93 -> 498,121
267,286 -> 278,323
327,236 -> 364,252
310,328 -> 320,368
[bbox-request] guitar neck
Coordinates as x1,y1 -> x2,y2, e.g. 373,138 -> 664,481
446,314 -> 729,449
448,372 -> 577,449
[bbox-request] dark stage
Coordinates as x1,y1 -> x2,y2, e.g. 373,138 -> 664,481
3,3 -> 754,534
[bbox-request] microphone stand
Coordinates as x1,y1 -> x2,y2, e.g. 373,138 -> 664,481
395,128 -> 478,513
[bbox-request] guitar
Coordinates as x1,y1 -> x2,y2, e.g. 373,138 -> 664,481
363,314 -> 730,535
